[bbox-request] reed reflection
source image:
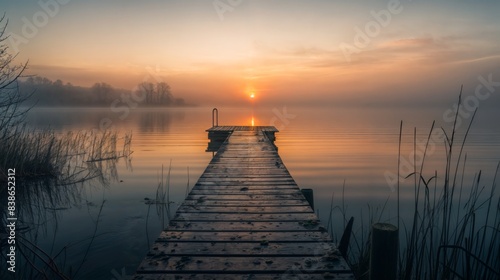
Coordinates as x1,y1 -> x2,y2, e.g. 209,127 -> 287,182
0,130 -> 132,280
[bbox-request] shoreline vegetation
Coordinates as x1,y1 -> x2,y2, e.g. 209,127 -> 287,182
0,20 -> 134,183
18,76 -> 194,108
330,93 -> 500,279
1,19 -> 135,279
0,128 -> 133,183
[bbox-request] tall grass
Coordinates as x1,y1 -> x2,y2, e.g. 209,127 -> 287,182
332,93 -> 500,279
396,93 -> 499,280
145,162 -> 192,249
0,127 -> 132,183
0,127 -> 132,279
0,127 -> 132,233
157,160 -> 173,229
145,160 -> 174,247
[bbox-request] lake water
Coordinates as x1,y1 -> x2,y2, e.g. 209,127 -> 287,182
8,104 -> 500,279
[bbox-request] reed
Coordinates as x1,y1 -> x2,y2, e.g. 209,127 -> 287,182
0,127 -> 132,183
333,92 -> 500,279
146,160 -> 174,231
0,127 -> 132,279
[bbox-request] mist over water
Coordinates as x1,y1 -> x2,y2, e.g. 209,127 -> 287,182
16,104 -> 500,279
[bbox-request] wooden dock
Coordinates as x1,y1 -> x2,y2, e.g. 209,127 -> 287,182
134,126 -> 354,279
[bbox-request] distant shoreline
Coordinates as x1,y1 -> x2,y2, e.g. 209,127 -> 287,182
25,103 -> 198,109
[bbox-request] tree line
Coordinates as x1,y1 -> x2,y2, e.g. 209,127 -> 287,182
20,77 -> 187,107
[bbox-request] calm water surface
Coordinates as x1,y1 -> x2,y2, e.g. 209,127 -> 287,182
14,105 -> 500,279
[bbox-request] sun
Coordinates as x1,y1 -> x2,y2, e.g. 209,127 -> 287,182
250,92 -> 255,99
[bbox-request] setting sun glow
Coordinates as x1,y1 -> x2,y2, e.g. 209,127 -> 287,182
7,1 -> 500,107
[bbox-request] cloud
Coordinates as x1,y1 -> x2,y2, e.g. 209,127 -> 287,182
450,54 -> 500,65
380,37 -> 437,48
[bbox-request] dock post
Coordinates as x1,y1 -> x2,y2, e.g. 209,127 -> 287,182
301,188 -> 314,211
369,223 -> 398,280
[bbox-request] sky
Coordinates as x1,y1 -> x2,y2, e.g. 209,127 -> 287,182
2,0 -> 500,106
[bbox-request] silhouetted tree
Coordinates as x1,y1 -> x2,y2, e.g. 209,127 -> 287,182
26,76 -> 52,86
53,79 -> 63,87
138,82 -> 155,104
156,82 -> 172,105
92,82 -> 113,103
0,15 -> 29,138
135,82 -> 176,106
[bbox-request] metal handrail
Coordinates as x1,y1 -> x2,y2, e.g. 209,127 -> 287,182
212,108 -> 218,127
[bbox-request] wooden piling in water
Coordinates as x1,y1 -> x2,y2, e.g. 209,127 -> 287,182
369,222 -> 398,280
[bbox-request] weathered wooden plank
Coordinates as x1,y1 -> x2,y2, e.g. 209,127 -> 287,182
191,185 -> 298,191
210,158 -> 281,163
186,194 -> 304,201
195,181 -> 297,186
216,148 -> 276,152
214,153 -> 278,157
147,241 -> 338,256
197,173 -> 289,179
189,190 -> 303,196
133,273 -> 354,280
208,163 -> 282,168
214,149 -> 277,154
199,170 -> 289,175
196,180 -> 295,185
200,171 -> 287,176
221,139 -> 271,144
137,255 -> 350,273
195,177 -> 293,183
204,161 -> 281,167
157,230 -> 333,242
205,166 -> 286,171
172,212 -> 318,222
219,148 -> 276,153
206,166 -> 284,170
215,151 -> 277,155
206,164 -> 286,168
206,166 -> 285,170
202,167 -> 288,172
218,145 -> 273,149
218,140 -> 271,144
182,200 -> 309,207
196,177 -> 295,182
193,183 -> 298,189
166,221 -> 324,232
201,167 -> 288,172
216,146 -> 274,150
177,205 -> 313,213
